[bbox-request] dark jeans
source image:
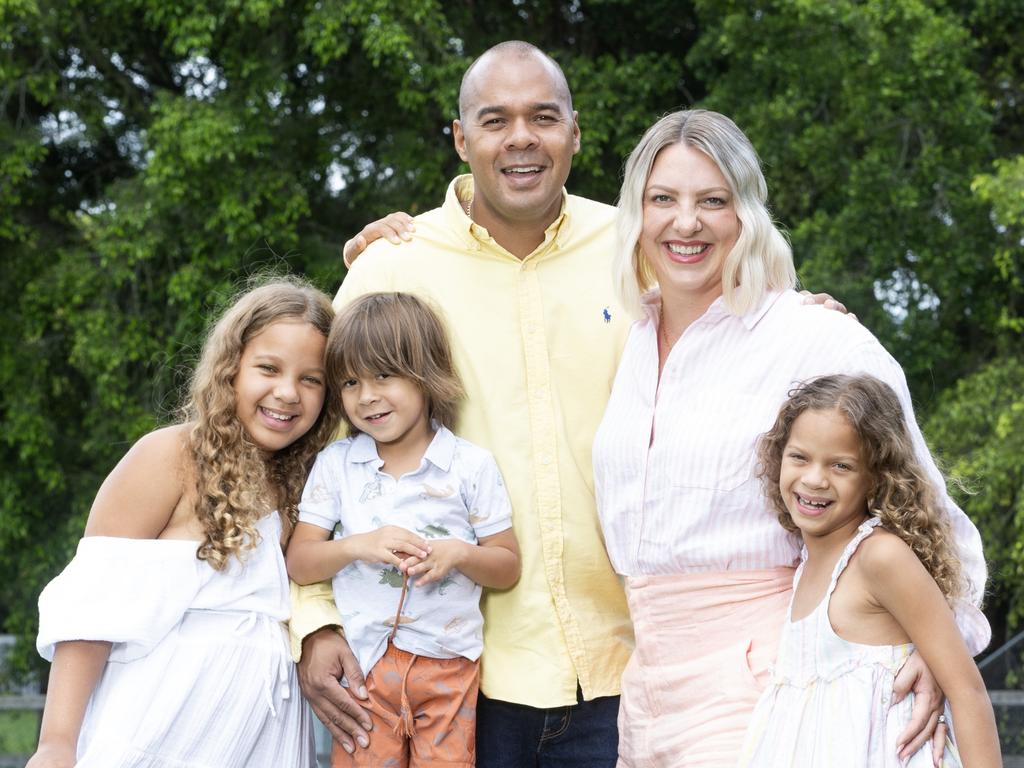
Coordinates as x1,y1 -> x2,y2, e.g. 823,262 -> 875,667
476,686 -> 619,768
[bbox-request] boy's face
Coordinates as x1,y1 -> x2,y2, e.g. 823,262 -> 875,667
340,372 -> 431,451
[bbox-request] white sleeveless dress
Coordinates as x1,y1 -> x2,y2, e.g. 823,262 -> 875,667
738,518 -> 962,767
37,513 -> 315,767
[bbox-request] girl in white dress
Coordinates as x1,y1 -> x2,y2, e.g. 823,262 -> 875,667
738,374 -> 1000,767
28,278 -> 344,768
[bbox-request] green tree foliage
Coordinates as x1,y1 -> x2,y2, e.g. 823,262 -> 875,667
1,0 -> 1021,681
926,357 -> 1024,643
689,0 -> 1008,393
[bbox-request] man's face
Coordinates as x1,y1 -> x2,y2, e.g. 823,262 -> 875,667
453,52 -> 580,233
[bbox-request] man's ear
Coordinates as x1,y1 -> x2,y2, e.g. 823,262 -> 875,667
453,120 -> 469,162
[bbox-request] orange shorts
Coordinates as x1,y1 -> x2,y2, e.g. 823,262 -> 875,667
331,643 -> 479,768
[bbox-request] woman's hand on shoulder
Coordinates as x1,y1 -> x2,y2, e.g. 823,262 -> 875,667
84,423 -> 189,539
799,289 -> 857,322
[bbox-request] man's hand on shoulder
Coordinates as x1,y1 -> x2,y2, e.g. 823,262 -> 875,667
343,212 -> 415,268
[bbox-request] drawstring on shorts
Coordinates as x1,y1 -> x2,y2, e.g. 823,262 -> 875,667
389,572 -> 419,737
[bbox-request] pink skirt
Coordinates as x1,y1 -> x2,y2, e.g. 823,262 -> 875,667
617,567 -> 794,768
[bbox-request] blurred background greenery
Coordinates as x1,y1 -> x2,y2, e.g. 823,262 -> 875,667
2,0 -> 1022,692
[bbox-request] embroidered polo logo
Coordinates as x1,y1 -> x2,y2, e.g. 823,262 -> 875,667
602,307 -> 612,323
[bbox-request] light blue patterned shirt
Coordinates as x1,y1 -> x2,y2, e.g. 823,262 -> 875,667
298,425 -> 513,677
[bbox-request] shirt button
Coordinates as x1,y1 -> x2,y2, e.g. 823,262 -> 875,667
541,456 -> 552,465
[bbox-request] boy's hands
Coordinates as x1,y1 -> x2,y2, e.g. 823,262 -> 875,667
401,539 -> 468,586
351,525 -> 430,568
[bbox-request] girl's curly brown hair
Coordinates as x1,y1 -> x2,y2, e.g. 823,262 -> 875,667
181,277 -> 343,570
756,374 -> 964,601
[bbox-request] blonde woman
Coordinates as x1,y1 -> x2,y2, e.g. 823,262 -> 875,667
591,110 -> 990,768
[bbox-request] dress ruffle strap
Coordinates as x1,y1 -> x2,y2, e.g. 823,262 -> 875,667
37,537 -> 205,662
823,518 -> 882,603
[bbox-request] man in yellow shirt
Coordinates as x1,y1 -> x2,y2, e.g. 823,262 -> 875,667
294,41 -> 634,767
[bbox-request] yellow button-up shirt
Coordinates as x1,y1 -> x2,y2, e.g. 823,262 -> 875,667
291,175 -> 635,707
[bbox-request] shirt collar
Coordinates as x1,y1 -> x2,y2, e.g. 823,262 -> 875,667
349,432 -> 382,465
347,422 -> 456,472
422,423 -> 457,472
640,289 -> 783,330
741,290 -> 784,329
443,174 -> 571,257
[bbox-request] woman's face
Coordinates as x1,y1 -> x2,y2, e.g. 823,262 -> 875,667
639,142 -> 740,307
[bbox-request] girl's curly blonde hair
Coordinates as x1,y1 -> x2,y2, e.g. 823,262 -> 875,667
756,374 -> 964,601
182,277 -> 343,570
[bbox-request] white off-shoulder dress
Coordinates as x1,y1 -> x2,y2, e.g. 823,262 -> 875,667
37,513 -> 314,767
738,518 -> 962,768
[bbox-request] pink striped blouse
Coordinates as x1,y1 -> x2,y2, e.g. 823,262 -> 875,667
592,289 -> 990,654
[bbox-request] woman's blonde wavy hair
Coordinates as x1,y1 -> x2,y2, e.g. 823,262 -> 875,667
182,277 -> 342,570
614,109 -> 796,316
756,374 -> 964,601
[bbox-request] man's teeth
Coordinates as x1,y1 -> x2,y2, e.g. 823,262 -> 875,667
668,244 -> 705,255
798,494 -> 830,508
505,166 -> 542,174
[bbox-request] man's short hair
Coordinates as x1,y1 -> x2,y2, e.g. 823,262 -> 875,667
458,41 -> 573,122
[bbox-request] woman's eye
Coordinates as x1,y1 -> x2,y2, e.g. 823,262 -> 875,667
303,375 -> 323,386
342,379 -> 357,388
258,364 -> 277,373
375,373 -> 390,381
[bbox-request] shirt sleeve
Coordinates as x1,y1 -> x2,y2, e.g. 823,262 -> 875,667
468,453 -> 514,540
297,450 -> 343,532
839,340 -> 991,654
334,245 -> 396,311
288,579 -> 344,662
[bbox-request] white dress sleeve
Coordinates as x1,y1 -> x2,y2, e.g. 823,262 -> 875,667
37,536 -> 206,662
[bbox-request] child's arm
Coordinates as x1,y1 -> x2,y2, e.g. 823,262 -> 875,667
404,529 -> 520,589
286,521 -> 431,585
28,640 -> 111,767
29,426 -> 186,766
860,534 -> 1002,768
